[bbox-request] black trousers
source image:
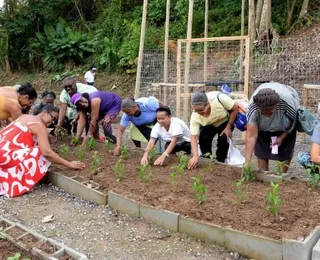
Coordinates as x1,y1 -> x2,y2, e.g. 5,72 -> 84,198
132,125 -> 152,148
165,141 -> 191,154
199,121 -> 231,162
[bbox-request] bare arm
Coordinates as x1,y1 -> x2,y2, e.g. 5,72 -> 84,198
5,101 -> 22,120
141,138 -> 156,165
76,111 -> 86,140
87,98 -> 101,136
187,134 -> 199,169
57,102 -> 67,127
114,124 -> 126,156
29,123 -> 73,168
311,143 -> 320,164
245,124 -> 258,163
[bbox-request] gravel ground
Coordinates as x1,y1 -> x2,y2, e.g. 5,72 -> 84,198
0,184 -> 247,260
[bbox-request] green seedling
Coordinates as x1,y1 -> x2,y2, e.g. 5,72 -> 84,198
7,252 -> 30,260
57,127 -> 68,142
305,164 -> 320,190
70,134 -> 78,146
75,146 -> 85,161
90,151 -> 101,175
266,181 -> 281,217
58,144 -> 70,157
114,158 -> 125,182
242,161 -> 256,181
105,137 -> 113,151
139,164 -> 152,183
149,147 -> 157,163
203,152 -> 215,172
191,176 -> 208,205
87,137 -> 97,150
233,177 -> 249,204
273,161 -> 288,183
170,152 -> 189,191
120,144 -> 129,159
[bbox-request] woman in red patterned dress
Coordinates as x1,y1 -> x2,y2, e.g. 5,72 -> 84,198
0,104 -> 85,197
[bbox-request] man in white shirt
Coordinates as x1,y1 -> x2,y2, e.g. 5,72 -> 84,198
140,106 -> 191,166
84,66 -> 96,86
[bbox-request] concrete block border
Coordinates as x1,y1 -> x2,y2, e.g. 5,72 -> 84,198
44,171 -> 108,205
0,216 -> 87,260
106,191 -> 320,260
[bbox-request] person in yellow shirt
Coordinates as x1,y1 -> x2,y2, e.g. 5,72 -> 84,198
187,90 -> 239,169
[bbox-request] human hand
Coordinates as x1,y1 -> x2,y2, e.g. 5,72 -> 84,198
113,145 -> 121,156
68,161 -> 85,170
271,136 -> 284,147
220,125 -> 232,140
54,125 -> 61,136
140,155 -> 149,165
154,154 -> 166,166
82,135 -> 90,145
187,155 -> 199,169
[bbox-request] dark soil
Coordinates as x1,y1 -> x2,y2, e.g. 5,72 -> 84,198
50,140 -> 320,240
0,220 -> 10,230
18,234 -> 40,250
5,226 -> 26,240
0,239 -> 40,260
58,255 -> 75,260
36,241 -> 55,254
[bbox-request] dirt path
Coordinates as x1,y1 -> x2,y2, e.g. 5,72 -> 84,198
0,184 -> 246,260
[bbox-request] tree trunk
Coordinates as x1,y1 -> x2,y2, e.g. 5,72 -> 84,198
287,0 -> 297,28
299,0 -> 309,16
5,35 -> 11,75
255,0 -> 264,31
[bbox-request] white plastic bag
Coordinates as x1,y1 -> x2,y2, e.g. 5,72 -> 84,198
226,139 -> 245,167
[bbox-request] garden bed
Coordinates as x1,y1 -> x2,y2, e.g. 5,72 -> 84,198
50,139 -> 320,241
0,239 -> 40,259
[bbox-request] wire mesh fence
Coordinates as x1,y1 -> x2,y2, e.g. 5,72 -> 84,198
140,34 -> 320,117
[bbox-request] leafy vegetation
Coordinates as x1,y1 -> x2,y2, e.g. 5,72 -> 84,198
0,0 -> 317,74
191,175 -> 207,205
233,177 -> 249,204
114,158 -> 125,182
170,152 -> 189,190
75,146 -> 85,161
120,144 -> 129,159
139,164 -> 152,183
90,151 -> 101,175
305,165 -> 320,190
58,144 -> 70,157
266,181 -> 281,217
87,137 -> 97,150
242,162 -> 256,181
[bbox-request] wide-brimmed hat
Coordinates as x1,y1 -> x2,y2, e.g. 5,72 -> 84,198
70,92 -> 82,105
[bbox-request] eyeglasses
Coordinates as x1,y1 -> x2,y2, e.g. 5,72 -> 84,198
48,112 -> 58,121
194,103 -> 208,115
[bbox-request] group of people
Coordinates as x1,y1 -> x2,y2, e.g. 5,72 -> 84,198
0,79 -> 317,198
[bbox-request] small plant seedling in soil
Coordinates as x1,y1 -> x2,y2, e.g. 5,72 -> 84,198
305,165 -> 320,190
242,161 -> 256,181
191,175 -> 208,205
7,252 -> 30,260
139,164 -> 152,183
75,146 -> 85,161
266,181 -> 281,217
203,152 -> 215,172
114,158 -> 125,182
70,134 -> 78,146
170,152 -> 189,191
233,177 -> 249,204
149,147 -> 157,163
120,144 -> 129,159
273,160 -> 288,183
58,144 -> 70,157
57,128 -> 68,142
105,137 -> 113,152
87,137 -> 97,150
90,151 -> 101,175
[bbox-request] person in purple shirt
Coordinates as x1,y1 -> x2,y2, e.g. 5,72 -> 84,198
71,91 -> 121,145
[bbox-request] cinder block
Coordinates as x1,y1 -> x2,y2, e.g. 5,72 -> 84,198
283,225 -> 320,260
178,216 -> 225,246
46,171 -> 108,205
140,204 -> 179,232
108,191 -> 140,217
312,236 -> 320,260
225,227 -> 282,260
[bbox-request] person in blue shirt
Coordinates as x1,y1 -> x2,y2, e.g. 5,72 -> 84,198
113,97 -> 162,156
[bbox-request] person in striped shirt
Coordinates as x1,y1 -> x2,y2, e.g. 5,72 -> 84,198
244,82 -> 299,173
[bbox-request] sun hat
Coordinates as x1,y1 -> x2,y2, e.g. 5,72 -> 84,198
70,92 -> 82,105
